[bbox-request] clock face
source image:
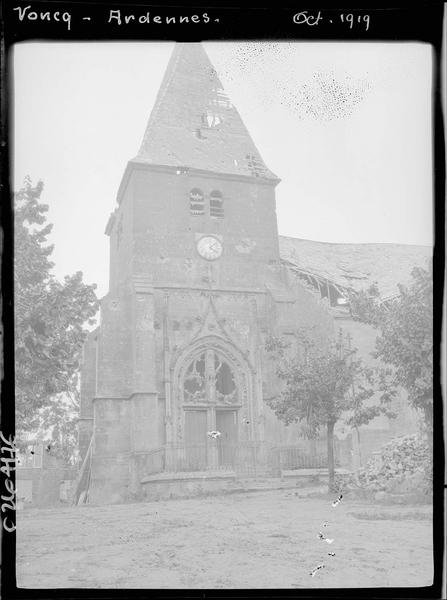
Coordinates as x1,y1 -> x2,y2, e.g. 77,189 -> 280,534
196,236 -> 223,261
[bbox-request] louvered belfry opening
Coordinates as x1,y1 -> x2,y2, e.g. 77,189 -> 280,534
210,190 -> 224,218
189,188 -> 205,215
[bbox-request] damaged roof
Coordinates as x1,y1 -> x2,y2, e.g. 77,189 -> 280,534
279,236 -> 432,299
134,43 -> 278,181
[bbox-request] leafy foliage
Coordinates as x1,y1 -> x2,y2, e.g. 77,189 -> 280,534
349,265 -> 433,428
266,329 -> 395,433
14,177 -> 99,455
266,328 -> 396,490
36,392 -> 80,465
346,282 -> 384,328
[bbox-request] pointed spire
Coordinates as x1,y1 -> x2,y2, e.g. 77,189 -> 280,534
134,43 -> 278,181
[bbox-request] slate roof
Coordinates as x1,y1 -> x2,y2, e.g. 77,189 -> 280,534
134,43 -> 278,181
279,236 -> 432,299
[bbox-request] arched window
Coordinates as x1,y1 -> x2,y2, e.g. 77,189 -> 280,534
210,190 -> 224,218
214,353 -> 237,403
201,111 -> 223,128
184,353 -> 206,403
182,350 -> 238,405
190,188 -> 204,215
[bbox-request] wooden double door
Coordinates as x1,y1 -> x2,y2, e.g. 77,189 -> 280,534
181,348 -> 240,470
184,408 -> 238,469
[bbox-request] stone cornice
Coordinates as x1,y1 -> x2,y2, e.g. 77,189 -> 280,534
137,282 -> 269,295
92,392 -> 158,401
117,160 -> 280,205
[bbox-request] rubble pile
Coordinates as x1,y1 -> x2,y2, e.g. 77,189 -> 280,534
356,434 -> 431,495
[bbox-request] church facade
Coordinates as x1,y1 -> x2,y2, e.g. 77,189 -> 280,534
79,43 -> 427,505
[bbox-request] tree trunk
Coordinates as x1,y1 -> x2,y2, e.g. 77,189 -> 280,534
356,426 -> 362,467
327,421 -> 335,492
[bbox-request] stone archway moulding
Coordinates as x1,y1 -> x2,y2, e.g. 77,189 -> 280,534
168,335 -> 257,444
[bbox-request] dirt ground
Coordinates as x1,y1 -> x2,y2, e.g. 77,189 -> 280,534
16,488 -> 433,589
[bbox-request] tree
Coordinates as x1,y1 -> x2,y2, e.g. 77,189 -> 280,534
266,329 -> 396,491
37,392 -> 80,465
14,177 -> 99,452
349,264 -> 433,431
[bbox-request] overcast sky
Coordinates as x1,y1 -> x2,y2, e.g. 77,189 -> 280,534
13,41 -> 433,297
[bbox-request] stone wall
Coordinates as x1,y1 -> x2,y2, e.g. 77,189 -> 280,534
108,164 -> 282,296
79,329 -> 98,461
16,454 -> 77,508
81,160 -> 362,504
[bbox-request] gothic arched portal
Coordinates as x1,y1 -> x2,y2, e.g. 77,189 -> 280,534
170,337 -> 256,469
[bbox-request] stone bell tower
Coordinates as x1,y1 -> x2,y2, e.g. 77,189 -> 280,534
108,42 -> 282,295
79,43 -> 327,504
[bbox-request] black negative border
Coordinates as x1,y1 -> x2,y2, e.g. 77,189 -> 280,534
0,1 -> 445,599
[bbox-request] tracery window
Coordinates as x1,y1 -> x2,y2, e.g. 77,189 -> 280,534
214,354 -> 237,404
182,350 -> 238,405
183,353 -> 206,403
